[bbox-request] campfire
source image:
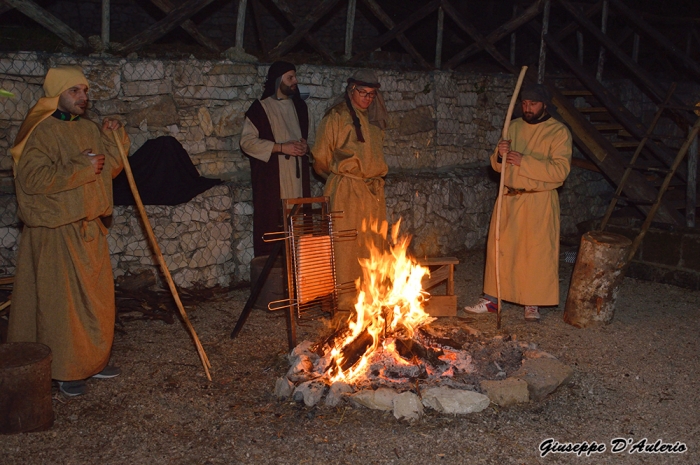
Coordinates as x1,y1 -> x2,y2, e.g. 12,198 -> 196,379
275,218 -> 573,419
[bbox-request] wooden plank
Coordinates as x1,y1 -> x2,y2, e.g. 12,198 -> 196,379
441,0 -> 516,73
421,265 -> 450,291
0,276 -> 14,285
360,0 -> 431,69
149,0 -> 220,52
610,0 -> 700,79
348,0 -> 440,65
4,0 -> 88,49
249,0 -> 268,58
423,295 -> 457,317
268,0 -> 343,60
269,0 -> 337,63
445,0 -> 542,70
416,257 -> 459,266
115,0 -> 218,54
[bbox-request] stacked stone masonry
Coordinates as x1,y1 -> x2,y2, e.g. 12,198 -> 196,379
0,52 -> 611,287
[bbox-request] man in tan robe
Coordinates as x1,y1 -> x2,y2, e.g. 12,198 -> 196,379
465,84 -> 572,321
240,61 -> 311,257
8,66 -> 127,396
312,70 -> 389,310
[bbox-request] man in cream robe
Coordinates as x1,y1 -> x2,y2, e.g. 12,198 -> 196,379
312,70 -> 389,310
465,84 -> 572,321
8,66 -> 127,396
240,61 -> 310,257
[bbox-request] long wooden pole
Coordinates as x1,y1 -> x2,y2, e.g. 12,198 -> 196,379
112,131 -> 212,381
495,66 -> 527,330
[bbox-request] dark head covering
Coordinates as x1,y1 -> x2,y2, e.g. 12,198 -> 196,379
261,61 -> 297,99
520,83 -> 551,103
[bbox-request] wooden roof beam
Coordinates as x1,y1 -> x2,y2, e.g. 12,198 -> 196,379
115,0 -> 217,54
4,0 -> 87,49
348,0 -> 440,65
149,0 -> 220,52
359,0 -> 431,69
444,0 -> 543,70
442,0 -> 517,73
268,0 -> 337,64
267,0 -> 343,60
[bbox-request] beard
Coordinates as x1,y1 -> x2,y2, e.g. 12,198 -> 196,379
523,106 -> 546,123
279,82 -> 297,97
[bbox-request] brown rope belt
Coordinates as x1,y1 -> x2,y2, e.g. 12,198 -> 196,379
504,186 -> 539,196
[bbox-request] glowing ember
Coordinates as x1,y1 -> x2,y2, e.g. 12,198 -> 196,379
326,219 -> 436,383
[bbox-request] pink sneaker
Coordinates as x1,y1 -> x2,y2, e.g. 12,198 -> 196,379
524,306 -> 540,321
464,298 -> 497,314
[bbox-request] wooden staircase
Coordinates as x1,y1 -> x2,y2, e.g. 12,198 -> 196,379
531,0 -> 700,227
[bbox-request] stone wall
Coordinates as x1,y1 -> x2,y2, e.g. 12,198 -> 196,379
0,52 -> 612,286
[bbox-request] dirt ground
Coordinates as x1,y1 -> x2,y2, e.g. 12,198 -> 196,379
2,249 -> 698,464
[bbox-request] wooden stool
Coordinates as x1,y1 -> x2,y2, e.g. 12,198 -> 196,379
417,257 -> 459,317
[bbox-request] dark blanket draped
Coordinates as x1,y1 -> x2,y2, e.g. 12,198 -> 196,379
113,136 -> 222,206
242,98 -> 310,257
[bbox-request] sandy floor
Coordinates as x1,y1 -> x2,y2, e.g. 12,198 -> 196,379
2,249 -> 698,464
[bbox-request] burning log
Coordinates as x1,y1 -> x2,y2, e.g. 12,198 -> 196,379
394,337 -> 444,367
328,329 -> 374,376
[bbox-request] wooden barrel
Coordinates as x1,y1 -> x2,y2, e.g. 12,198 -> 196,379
250,254 -> 285,310
563,231 -> 632,328
0,342 -> 54,434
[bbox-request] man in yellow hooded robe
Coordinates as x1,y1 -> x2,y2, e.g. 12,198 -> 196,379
8,66 -> 127,396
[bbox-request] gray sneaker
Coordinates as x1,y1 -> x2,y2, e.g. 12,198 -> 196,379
58,380 -> 87,397
92,365 -> 121,379
524,306 -> 540,321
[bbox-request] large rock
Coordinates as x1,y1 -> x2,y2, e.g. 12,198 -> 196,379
324,381 -> 353,408
292,380 -> 326,407
349,387 -> 397,411
513,358 -> 574,402
127,95 -> 178,128
274,377 -> 294,399
421,386 -> 490,414
480,377 -> 530,407
392,391 -> 423,421
398,106 -> 435,135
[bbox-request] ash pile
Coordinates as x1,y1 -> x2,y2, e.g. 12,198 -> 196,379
274,321 -> 574,421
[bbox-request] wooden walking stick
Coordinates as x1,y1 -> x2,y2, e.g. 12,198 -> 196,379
112,130 -> 212,381
495,66 -> 528,330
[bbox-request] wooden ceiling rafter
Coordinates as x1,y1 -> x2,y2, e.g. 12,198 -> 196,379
113,0 -> 218,54
267,0 -> 344,60
265,0 -> 337,64
148,0 -> 221,52
1,0 -> 88,50
347,0 -> 441,65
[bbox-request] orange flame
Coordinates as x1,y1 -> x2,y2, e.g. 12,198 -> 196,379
328,218 -> 435,383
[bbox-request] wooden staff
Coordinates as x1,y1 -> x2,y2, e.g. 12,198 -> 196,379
112,130 -> 212,381
495,66 -> 528,330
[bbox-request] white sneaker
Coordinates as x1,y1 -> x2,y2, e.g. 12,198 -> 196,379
524,306 -> 540,321
464,298 -> 497,314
